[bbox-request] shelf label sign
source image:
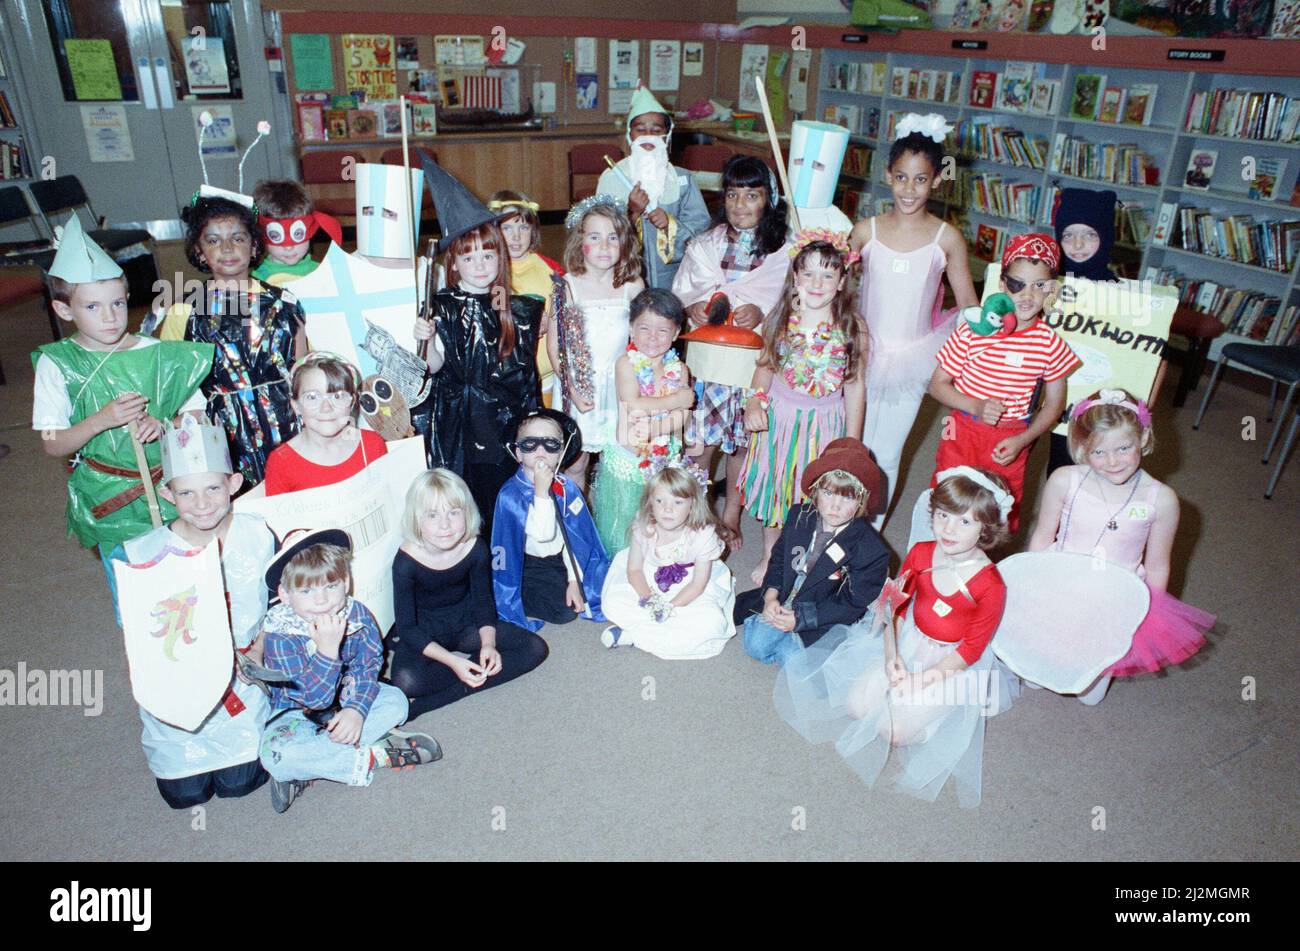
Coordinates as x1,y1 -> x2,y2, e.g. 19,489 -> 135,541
1167,49 -> 1225,62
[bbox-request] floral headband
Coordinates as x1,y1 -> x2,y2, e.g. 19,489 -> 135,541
565,193 -> 623,231
935,466 -> 1013,523
488,198 -> 540,214
789,228 -> 860,267
1071,389 -> 1152,428
644,455 -> 710,488
895,112 -> 953,144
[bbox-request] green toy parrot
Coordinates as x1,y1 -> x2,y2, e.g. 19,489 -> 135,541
961,293 -> 1017,337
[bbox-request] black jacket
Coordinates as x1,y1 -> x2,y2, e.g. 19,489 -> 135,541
737,503 -> 889,646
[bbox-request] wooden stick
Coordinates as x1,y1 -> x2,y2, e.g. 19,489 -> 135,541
753,75 -> 801,233
401,96 -> 432,362
128,420 -> 163,529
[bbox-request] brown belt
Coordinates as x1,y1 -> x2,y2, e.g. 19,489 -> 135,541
83,457 -> 164,520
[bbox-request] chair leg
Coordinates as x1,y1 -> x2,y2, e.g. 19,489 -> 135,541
1267,378 -> 1279,423
1265,409 -> 1300,499
1171,342 -> 1196,408
1192,354 -> 1229,430
1263,381 -> 1297,464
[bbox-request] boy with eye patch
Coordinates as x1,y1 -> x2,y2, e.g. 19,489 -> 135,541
926,233 -> 1080,533
492,409 -> 611,631
252,180 -> 343,287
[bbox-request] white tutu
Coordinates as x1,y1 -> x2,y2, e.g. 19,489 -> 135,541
775,610 -> 1014,808
864,313 -> 955,403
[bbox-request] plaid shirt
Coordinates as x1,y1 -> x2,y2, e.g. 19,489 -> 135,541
263,597 -> 384,718
719,227 -> 763,280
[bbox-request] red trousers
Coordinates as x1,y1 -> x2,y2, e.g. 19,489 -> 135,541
931,411 -> 1030,533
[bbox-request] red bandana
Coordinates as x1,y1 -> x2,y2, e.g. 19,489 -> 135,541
1001,232 -> 1060,273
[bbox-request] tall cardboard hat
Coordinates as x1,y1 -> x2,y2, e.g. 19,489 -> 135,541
160,414 -> 233,482
355,162 -> 425,258
627,85 -> 670,124
787,120 -> 850,211
418,152 -> 502,254
47,215 -> 123,283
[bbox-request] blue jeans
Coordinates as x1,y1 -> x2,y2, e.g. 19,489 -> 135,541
743,616 -> 804,667
259,683 -> 408,786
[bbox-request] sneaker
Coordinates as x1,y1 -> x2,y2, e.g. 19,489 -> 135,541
377,730 -> 443,770
270,777 -> 306,814
601,625 -> 624,648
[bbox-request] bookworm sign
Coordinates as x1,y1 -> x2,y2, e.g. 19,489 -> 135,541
984,266 -> 1177,437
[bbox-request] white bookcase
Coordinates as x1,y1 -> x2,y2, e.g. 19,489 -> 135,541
817,48 -> 1300,364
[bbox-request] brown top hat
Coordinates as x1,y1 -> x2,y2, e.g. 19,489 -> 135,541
800,437 -> 885,517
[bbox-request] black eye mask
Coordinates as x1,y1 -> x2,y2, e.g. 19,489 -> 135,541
517,436 -> 563,454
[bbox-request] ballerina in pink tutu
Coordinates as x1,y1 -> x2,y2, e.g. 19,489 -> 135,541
1026,388 -> 1214,704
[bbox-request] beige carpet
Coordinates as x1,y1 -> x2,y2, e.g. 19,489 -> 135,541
1,247 -> 1295,861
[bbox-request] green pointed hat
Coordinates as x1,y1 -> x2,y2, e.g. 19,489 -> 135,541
48,215 -> 123,283
627,85 -> 669,123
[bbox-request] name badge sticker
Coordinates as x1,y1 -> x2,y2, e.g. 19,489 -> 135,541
891,258 -> 910,274
568,497 -> 584,516
1126,504 -> 1149,520
826,542 -> 846,562
1005,351 -> 1025,367
932,599 -> 952,617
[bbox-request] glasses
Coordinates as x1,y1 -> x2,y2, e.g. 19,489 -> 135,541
518,436 -> 563,454
1003,274 -> 1055,295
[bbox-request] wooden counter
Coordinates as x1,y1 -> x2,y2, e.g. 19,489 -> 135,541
299,126 -> 624,215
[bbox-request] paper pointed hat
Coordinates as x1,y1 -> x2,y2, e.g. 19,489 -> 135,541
418,151 -> 503,254
47,215 -> 123,283
160,414 -> 233,482
627,85 -> 669,122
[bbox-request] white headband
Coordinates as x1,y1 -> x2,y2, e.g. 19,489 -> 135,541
895,112 -> 953,144
935,466 -> 1013,522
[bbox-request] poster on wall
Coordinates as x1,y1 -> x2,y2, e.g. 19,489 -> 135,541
575,37 -> 597,74
984,264 -> 1176,435
343,34 -> 398,100
682,42 -> 704,77
64,39 -> 123,101
192,105 -> 236,159
649,40 -> 680,92
787,49 -> 812,113
183,36 -> 230,95
289,34 -> 334,90
575,73 -> 599,110
737,44 -> 768,113
608,39 -> 639,90
80,104 -> 134,162
435,35 -> 485,67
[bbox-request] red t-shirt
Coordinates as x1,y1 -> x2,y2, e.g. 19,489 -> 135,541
900,541 -> 1006,666
263,429 -> 388,496
935,320 -> 1079,420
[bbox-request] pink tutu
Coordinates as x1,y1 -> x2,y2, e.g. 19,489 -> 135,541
863,312 -> 956,404
1106,583 -> 1214,678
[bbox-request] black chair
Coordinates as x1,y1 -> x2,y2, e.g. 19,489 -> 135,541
28,176 -> 159,307
0,185 -> 60,342
1193,341 -> 1300,498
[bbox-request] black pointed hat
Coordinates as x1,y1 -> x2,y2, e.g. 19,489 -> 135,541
418,151 -> 506,254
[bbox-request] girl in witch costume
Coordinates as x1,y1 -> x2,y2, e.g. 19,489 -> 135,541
153,121 -> 307,487
413,157 -> 543,533
491,409 -> 610,631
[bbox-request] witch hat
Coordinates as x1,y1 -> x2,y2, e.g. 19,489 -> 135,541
47,214 -> 123,283
418,152 -> 504,254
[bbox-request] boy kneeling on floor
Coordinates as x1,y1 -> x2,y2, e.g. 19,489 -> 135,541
259,529 -> 441,813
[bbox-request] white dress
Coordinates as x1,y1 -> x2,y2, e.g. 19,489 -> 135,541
122,513 -> 275,780
601,523 -> 737,660
550,280 -> 631,452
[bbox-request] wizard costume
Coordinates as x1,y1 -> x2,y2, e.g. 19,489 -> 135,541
492,468 -> 610,632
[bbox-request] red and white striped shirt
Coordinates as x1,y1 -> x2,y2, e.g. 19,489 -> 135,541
935,320 -> 1079,420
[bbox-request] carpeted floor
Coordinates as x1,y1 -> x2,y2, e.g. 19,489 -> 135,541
0,243 -> 1295,861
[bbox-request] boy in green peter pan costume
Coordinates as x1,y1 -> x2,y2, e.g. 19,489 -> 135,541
32,216 -> 214,603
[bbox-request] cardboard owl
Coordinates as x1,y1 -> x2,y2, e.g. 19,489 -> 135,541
360,374 -> 413,441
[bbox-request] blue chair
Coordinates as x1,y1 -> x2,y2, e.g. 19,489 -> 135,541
1193,342 -> 1300,498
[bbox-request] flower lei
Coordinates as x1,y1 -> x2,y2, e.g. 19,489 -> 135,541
626,344 -> 687,473
781,313 -> 849,398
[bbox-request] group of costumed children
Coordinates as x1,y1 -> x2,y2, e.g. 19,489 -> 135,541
32,92 -> 1213,813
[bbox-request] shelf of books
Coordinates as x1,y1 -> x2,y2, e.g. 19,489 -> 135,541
0,24 -> 32,184
818,49 -> 1300,355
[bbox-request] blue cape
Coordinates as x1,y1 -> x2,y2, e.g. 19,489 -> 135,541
492,469 -> 610,632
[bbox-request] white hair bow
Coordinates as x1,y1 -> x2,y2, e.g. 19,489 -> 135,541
895,112 -> 953,144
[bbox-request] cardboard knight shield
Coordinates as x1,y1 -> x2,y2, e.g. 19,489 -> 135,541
992,551 -> 1149,694
114,543 -> 234,731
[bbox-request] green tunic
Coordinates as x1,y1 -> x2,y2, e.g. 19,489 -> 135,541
31,337 -> 214,548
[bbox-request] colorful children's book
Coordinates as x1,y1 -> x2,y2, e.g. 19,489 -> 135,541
1249,158 -> 1288,201
1030,78 -> 1060,116
1152,201 -> 1178,245
998,61 -> 1035,113
918,70 -> 936,102
1183,149 -> 1218,190
1097,86 -> 1126,124
975,223 -> 1000,261
325,109 -> 349,139
969,70 -> 998,109
1069,74 -> 1105,120
891,67 -> 908,97
296,103 -> 326,141
1123,84 -> 1157,125
347,108 -> 378,139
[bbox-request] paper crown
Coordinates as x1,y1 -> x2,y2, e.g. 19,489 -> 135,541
417,153 -> 499,254
787,121 -> 850,211
627,85 -> 669,123
47,215 -> 123,283
356,162 -> 425,258
160,414 -> 233,482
